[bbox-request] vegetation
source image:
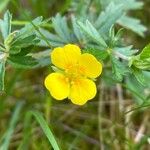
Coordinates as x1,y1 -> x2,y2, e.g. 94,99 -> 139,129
0,0 -> 150,149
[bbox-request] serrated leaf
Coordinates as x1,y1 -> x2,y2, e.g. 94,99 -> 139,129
0,10 -> 12,40
52,14 -> 71,43
100,1 -> 146,36
131,66 -> 146,85
4,31 -> 17,50
17,46 -> 33,56
0,45 -> 5,52
7,56 -> 38,69
0,61 -> 5,91
36,28 -> 65,47
101,0 -> 143,10
140,44 -> 150,59
8,47 -> 21,54
126,75 -> 146,104
111,56 -> 128,81
71,16 -> 85,42
32,49 -> 51,67
95,2 -> 123,34
83,48 -> 108,60
120,0 -> 143,10
108,27 -> 124,47
15,17 -> 44,39
8,34 -> 39,54
114,46 -> 137,57
130,44 -> 150,71
78,20 -> 107,47
38,40 -> 64,47
11,34 -> 39,48
36,57 -> 50,67
117,15 -> 147,37
132,59 -> 150,71
10,46 -> 33,56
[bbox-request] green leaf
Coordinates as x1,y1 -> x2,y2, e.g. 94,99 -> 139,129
78,20 -> 107,47
114,46 -> 137,57
4,31 -> 24,54
15,17 -> 44,39
0,60 -> 5,91
8,47 -> 21,54
52,14 -> 71,43
31,49 -> 51,67
9,45 -> 33,56
143,71 -> 150,88
120,0 -> 143,10
30,111 -> 60,150
140,44 -> 150,59
71,16 -> 85,42
83,48 -> 108,60
125,76 -> 146,104
0,102 -> 23,150
117,15 -> 147,37
108,27 -> 124,47
95,2 -> 123,34
130,44 -> 150,71
4,31 -> 17,51
111,56 -> 128,81
36,57 -> 50,67
101,0 -> 143,10
36,28 -> 65,47
131,66 -> 146,85
132,59 -> 150,71
7,56 -> 38,69
0,10 -> 12,40
13,46 -> 33,56
0,45 -> 5,52
7,34 -> 39,54
100,0 -> 146,36
11,34 -> 39,49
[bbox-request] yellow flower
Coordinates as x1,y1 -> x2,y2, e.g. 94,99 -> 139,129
44,44 -> 102,105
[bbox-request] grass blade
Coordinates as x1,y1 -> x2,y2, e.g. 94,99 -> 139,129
0,102 -> 23,150
30,111 -> 60,150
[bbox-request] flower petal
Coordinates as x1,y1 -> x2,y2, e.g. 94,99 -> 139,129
51,44 -> 81,69
69,78 -> 97,105
44,73 -> 70,100
79,53 -> 102,78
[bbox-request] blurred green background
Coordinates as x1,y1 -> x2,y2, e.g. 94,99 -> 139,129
0,0 -> 150,149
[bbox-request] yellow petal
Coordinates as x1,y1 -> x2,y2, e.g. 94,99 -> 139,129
44,73 -> 70,100
69,78 -> 97,105
51,44 -> 81,69
79,53 -> 102,78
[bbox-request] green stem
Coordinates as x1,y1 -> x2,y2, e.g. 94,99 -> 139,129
11,20 -> 53,28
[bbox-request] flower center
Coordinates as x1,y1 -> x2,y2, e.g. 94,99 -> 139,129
65,63 -> 86,83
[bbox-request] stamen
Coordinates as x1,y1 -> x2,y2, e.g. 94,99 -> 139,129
71,81 -> 75,85
65,77 -> 69,82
